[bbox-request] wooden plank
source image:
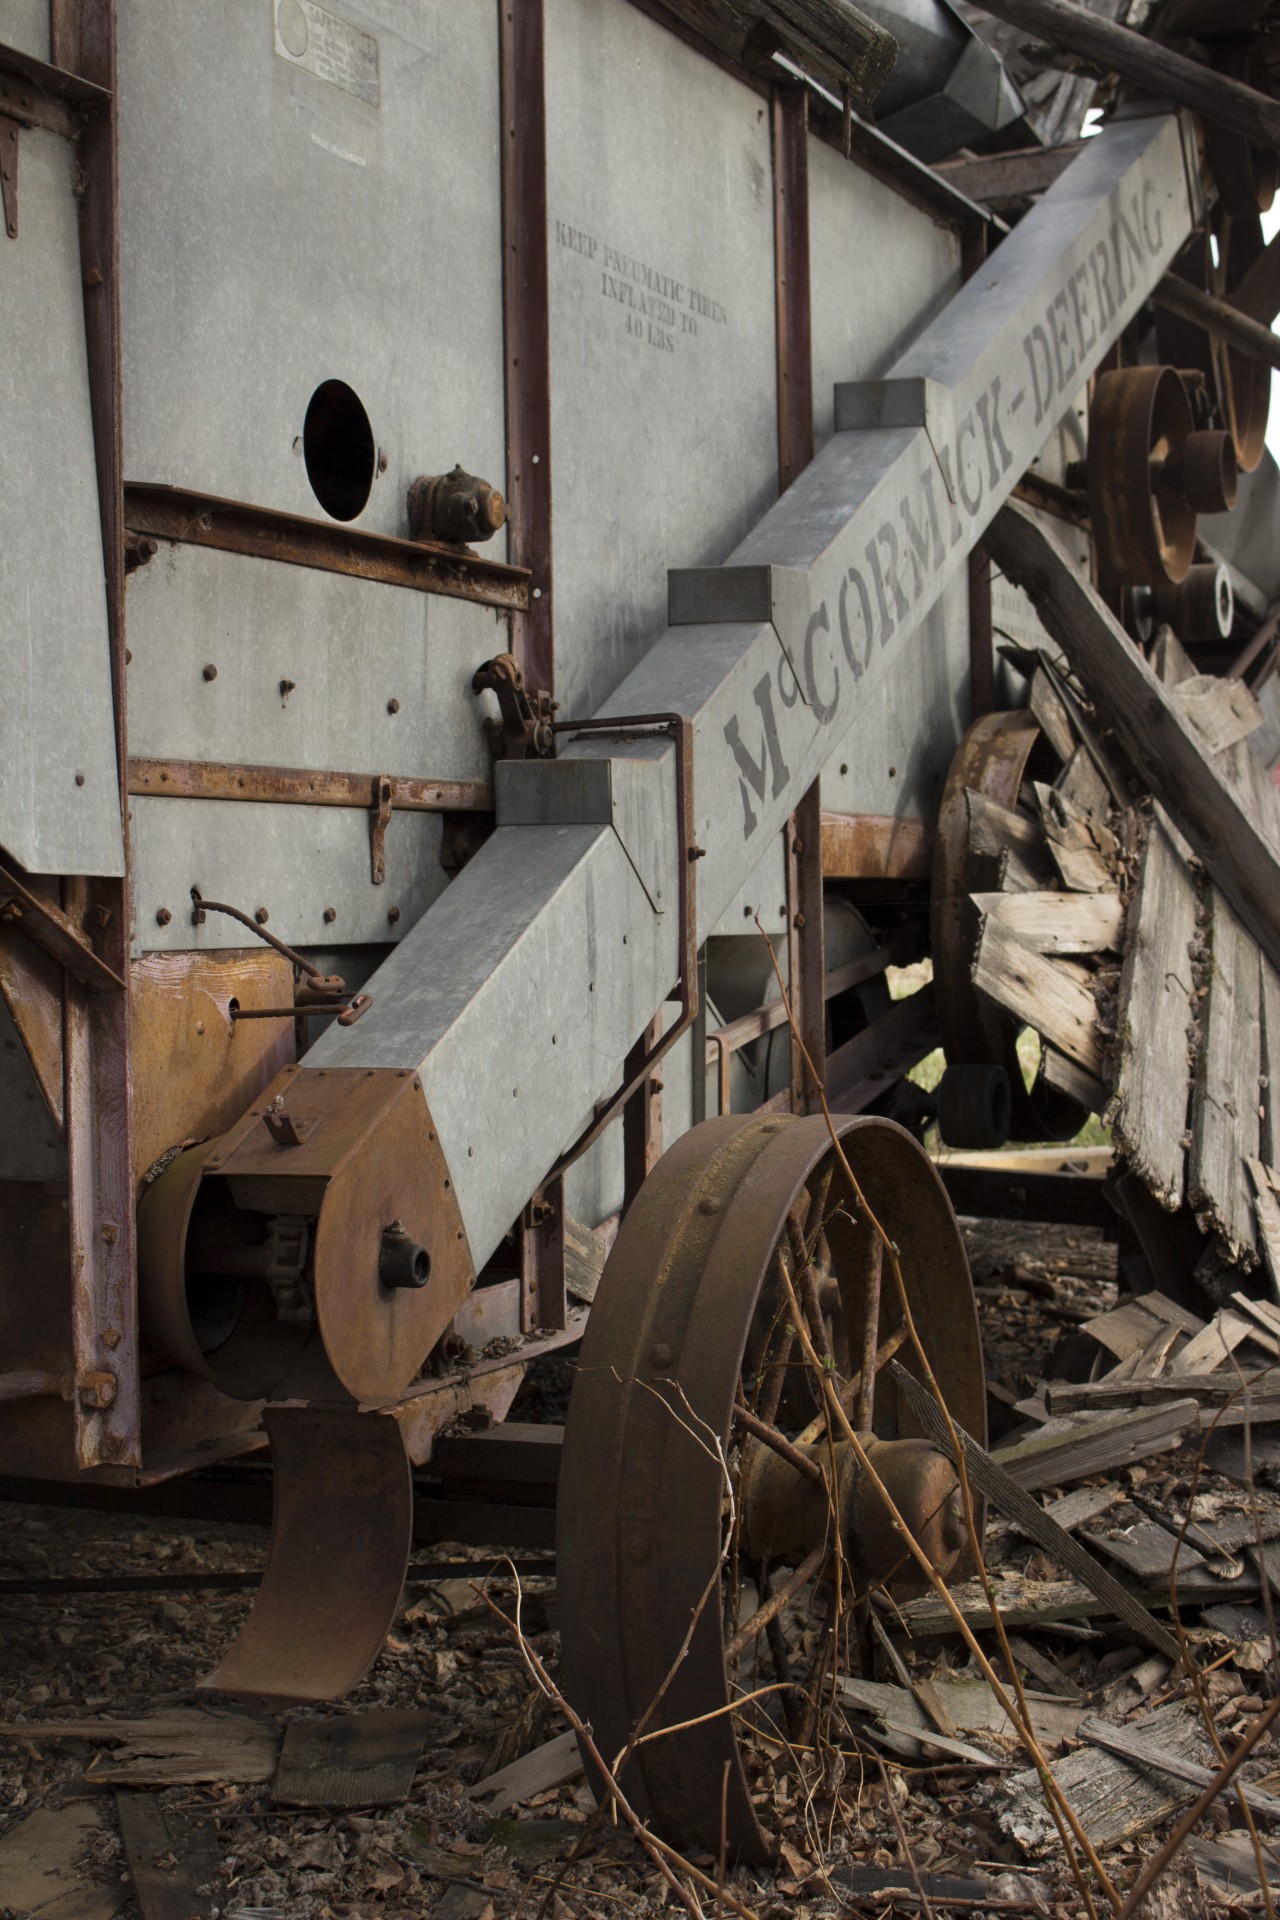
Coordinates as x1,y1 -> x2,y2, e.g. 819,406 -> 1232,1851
466,1730 -> 582,1814
969,890 -> 1122,955
1035,784 -> 1116,893
890,1363 -> 1182,1662
986,501 -> 1280,979
1029,664 -> 1076,762
1247,1159 -> 1280,1300
965,789 -> 1055,880
1087,1519 -> 1206,1582
1171,673 -> 1262,756
1166,1306 -> 1255,1375
1229,1289 -> 1280,1354
932,142 -> 1084,206
1041,1485 -> 1123,1532
116,1794 -> 219,1920
1055,744 -> 1110,821
972,915 -> 1103,1077
1259,956 -> 1280,1166
1110,809 -> 1198,1210
1150,625 -> 1198,689
819,811 -> 932,881
997,1702 -> 1205,1857
1081,1299 -> 1166,1362
1046,1374 -> 1278,1411
987,1400 -> 1199,1490
0,1805 -> 125,1920
1078,1717 -> 1280,1824
1136,1290 -> 1207,1335
1040,1044 -> 1107,1116
1190,887 -> 1260,1260
273,1709 -> 433,1807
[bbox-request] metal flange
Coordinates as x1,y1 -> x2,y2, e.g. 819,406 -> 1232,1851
1088,366 -> 1197,588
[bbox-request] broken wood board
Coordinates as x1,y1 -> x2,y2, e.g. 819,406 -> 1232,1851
1040,1043 -> 1107,1114
986,1399 -> 1198,1490
1056,742 -> 1111,820
1033,783 -> 1117,893
19,1709 -> 285,1785
1190,886 -> 1261,1262
116,1794 -> 219,1920
965,789 -> 1057,889
1085,1519 -> 1207,1582
836,1677 -> 1005,1766
564,1213 -> 607,1305
0,1803 -> 125,1920
466,1730 -> 581,1815
1261,957 -> 1280,1168
1045,1375 -> 1279,1413
986,501 -> 1280,980
1247,1158 -> 1280,1300
1082,1297 -> 1170,1362
273,1708 -> 433,1807
1111,807 -> 1198,1210
997,1701 -> 1207,1855
891,1362 -> 1182,1661
972,915 -> 1104,1077
1039,1484 -> 1124,1532
1172,673 -> 1262,756
1167,1305 -> 1257,1375
969,889 -> 1122,955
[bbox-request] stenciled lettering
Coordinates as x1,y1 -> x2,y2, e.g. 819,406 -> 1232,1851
803,605 -> 839,723
724,673 -> 792,838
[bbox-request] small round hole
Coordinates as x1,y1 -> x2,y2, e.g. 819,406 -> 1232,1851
303,380 -> 375,521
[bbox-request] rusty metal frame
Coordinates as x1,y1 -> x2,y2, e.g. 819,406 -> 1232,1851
122,485 -> 529,611
127,757 -> 492,814
50,0 -> 140,1470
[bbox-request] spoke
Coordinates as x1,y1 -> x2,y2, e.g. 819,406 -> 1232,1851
803,1163 -> 835,1254
785,1221 -> 835,1371
855,1235 -> 884,1432
754,1300 -> 795,1430
794,1323 -> 909,1448
724,1540 -> 828,1663
734,1402 -> 825,1485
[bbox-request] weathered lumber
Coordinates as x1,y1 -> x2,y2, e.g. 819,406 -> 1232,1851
273,1708 -> 433,1807
1172,673 -> 1263,756
1190,888 -> 1260,1261
1040,1043 -> 1107,1115
933,142 -> 1084,206
1029,664 -> 1076,762
1246,1159 -> 1280,1299
987,502 -> 1280,978
1153,274 -> 1280,375
890,1363 -> 1183,1662
970,0 -> 1280,156
989,1401 -> 1198,1489
965,789 -> 1056,883
664,0 -> 897,102
1166,1305 -> 1255,1375
1034,783 -> 1117,892
972,913 -> 1104,1076
1110,808 -> 1198,1210
1055,743 -> 1110,820
1078,1716 -> 1280,1824
116,1793 -> 219,1920
1046,1373 -> 1279,1412
997,1702 -> 1207,1857
1089,1518 -> 1206,1582
969,890 -> 1122,955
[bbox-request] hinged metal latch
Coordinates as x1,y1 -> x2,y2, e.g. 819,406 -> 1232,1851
0,116 -> 18,240
370,776 -> 392,884
472,652 -> 557,760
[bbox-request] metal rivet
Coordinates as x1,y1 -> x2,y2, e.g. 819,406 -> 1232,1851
155,907 -> 171,927
255,907 -> 269,925
74,772 -> 85,787
387,697 -> 400,714
203,663 -> 218,681
387,905 -> 401,924
649,1342 -> 673,1369
323,906 -> 336,924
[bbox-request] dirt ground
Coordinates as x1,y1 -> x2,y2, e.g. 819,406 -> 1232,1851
0,1219 -> 1275,1919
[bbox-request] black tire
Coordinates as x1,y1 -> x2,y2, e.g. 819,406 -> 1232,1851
937,1063 -> 1012,1149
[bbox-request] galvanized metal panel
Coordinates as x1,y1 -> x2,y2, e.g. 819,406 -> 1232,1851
126,542 -> 493,783
822,570 -> 969,823
2,7 -> 50,62
808,134 -> 963,450
0,126 -> 124,878
544,0 -> 779,721
310,822 -> 680,1262
116,0 -> 506,541
132,796 -> 447,954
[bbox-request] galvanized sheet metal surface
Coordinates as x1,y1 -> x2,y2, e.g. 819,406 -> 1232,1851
0,999 -> 66,1181
309,821 -> 680,1264
1,7 -> 50,62
808,133 -> 963,449
545,0 -> 779,721
126,542 -> 494,782
132,795 -> 447,954
116,0 -> 506,542
0,127 -> 124,878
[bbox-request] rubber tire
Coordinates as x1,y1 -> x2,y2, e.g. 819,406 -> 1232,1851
937,1063 -> 1013,1150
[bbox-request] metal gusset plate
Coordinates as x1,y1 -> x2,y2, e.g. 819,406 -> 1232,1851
557,1112 -> 984,1864
931,711 -> 1089,1143
200,1405 -> 412,1704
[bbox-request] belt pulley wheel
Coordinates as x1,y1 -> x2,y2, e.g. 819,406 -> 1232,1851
932,711 -> 1090,1143
557,1112 -> 984,1863
1156,215 -> 1272,477
1087,366 -> 1197,587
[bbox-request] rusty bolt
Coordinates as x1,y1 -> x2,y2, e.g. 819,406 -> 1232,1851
387,697 -> 400,714
792,838 -> 804,855
840,763 -> 848,775
255,907 -> 269,925
75,772 -> 85,787
83,265 -> 104,288
203,663 -> 218,681
323,906 -> 337,924
377,450 -> 388,474
387,905 -> 401,924
102,1325 -> 122,1350
77,1370 -> 117,1411
793,912 -> 806,929
100,1222 -> 118,1245
155,907 -> 172,927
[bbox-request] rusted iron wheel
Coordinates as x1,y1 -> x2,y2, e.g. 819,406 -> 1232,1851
557,1111 -> 984,1864
931,711 -> 1090,1143
1087,366 -> 1197,588
1156,214 -> 1272,477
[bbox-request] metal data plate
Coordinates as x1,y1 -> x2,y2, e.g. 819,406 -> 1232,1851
545,0 -> 779,722
116,0 -> 506,542
0,127 -> 124,879
126,542 -> 495,783
808,133 -> 963,449
2,8 -> 51,61
132,796 -> 447,954
822,571 -> 968,823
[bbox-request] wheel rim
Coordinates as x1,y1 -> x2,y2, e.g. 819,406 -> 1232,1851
556,1111 -> 984,1863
